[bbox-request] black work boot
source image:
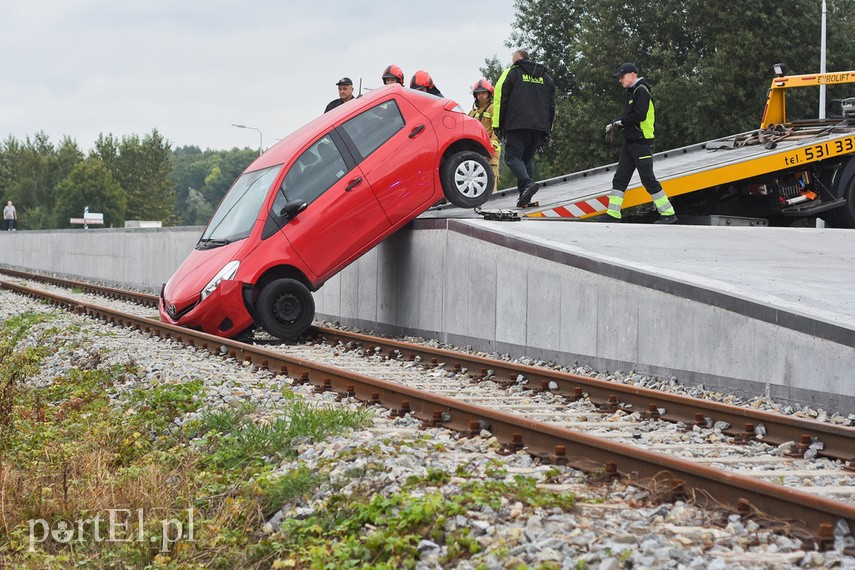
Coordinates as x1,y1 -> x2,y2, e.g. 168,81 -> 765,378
517,181 -> 540,207
655,214 -> 678,224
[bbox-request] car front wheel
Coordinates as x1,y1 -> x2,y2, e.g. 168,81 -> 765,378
255,278 -> 315,339
441,150 -> 494,208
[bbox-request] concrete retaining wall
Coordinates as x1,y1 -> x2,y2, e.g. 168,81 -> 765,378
0,223 -> 851,415
315,220 -> 855,415
0,227 -> 202,292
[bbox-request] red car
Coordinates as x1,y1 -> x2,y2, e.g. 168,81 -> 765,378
159,84 -> 495,339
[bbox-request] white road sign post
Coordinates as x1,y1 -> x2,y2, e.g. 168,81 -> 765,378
69,207 -> 105,229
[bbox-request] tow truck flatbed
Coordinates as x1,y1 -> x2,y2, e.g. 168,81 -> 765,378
426,123 -> 855,220
425,70 -> 855,226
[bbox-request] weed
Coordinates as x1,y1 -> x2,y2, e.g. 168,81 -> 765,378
269,468 -> 576,567
200,399 -> 372,474
126,379 -> 205,435
255,464 -> 320,517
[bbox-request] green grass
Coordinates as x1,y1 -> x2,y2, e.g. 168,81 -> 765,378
190,397 -> 373,474
0,312 -> 375,568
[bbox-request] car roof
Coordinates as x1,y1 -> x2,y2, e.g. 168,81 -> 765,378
246,84 -> 446,172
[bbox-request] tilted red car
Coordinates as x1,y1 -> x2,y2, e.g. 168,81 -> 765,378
159,84 -> 495,339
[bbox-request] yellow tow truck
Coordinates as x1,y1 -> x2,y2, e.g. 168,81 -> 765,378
526,70 -> 855,227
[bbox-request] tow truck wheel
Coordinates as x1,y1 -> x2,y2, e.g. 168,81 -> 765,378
256,278 -> 315,339
441,150 -> 494,208
836,176 -> 855,228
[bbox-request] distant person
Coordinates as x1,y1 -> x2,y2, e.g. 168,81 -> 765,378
493,49 -> 555,208
324,77 -> 355,113
381,65 -> 405,86
410,70 -> 443,97
604,62 -> 677,224
468,79 -> 500,192
4,201 -> 17,231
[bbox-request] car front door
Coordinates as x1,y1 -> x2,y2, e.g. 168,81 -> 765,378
266,133 -> 390,280
339,96 -> 439,226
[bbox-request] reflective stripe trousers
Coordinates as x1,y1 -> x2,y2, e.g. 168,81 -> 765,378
607,140 -> 675,219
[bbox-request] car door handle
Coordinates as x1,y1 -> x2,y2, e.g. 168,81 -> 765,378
408,124 -> 426,138
344,177 -> 362,191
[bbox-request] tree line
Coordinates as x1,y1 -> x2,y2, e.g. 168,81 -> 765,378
4,1 -> 855,230
485,0 -> 855,181
0,130 -> 257,230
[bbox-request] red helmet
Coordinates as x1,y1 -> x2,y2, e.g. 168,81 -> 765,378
472,79 -> 494,96
382,65 -> 404,85
410,70 -> 435,91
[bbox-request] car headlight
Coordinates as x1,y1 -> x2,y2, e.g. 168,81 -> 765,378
200,260 -> 240,301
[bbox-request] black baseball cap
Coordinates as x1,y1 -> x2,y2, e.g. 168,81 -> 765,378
336,77 -> 353,86
612,63 -> 638,78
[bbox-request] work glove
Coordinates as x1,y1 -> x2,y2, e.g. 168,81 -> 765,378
604,120 -> 623,143
494,128 -> 503,140
537,134 -> 551,154
604,120 -> 623,133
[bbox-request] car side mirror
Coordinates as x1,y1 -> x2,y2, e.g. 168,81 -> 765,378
279,199 -> 308,219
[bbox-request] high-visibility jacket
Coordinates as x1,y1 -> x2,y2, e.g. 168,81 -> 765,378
492,58 -> 555,134
469,101 -> 495,137
469,100 -> 501,157
620,78 -> 655,142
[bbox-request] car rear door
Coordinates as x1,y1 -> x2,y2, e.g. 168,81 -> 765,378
265,132 -> 390,280
338,95 -> 439,226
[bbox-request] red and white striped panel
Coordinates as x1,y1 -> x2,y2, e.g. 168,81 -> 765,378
527,195 -> 610,218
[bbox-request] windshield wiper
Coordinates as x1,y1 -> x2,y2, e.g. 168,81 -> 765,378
197,238 -> 230,249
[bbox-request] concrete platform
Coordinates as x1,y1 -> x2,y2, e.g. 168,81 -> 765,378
0,220 -> 851,414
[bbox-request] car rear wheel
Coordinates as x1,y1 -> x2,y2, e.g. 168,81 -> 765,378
256,278 -> 315,339
441,151 -> 494,208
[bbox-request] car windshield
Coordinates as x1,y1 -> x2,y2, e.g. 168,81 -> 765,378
199,165 -> 281,246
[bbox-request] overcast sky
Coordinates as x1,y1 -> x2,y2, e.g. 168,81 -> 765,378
0,1 -> 519,153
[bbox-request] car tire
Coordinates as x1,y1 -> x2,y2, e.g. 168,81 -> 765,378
440,151 -> 494,208
255,278 -> 315,339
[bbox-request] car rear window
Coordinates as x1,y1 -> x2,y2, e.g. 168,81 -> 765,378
341,100 -> 404,159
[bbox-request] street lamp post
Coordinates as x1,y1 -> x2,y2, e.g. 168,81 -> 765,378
231,123 -> 263,156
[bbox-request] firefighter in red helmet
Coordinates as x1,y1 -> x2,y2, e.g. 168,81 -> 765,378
410,70 -> 443,97
468,79 -> 500,193
382,65 -> 405,86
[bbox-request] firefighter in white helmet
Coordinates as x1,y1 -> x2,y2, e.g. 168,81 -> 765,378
468,79 -> 500,193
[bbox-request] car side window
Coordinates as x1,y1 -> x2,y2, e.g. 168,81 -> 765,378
341,100 -> 404,159
279,135 -> 347,207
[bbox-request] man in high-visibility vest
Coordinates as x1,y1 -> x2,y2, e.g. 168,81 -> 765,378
605,62 -> 677,224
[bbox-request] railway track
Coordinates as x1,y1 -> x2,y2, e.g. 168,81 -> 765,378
1,267 -> 854,546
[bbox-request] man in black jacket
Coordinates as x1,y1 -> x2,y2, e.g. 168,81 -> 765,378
493,50 -> 556,207
324,77 -> 355,113
604,62 -> 677,223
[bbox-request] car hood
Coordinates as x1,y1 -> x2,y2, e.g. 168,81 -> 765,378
164,241 -> 245,304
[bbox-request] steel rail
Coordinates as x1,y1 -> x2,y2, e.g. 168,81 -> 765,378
1,267 -> 852,462
0,267 -> 159,308
2,279 -> 853,542
312,326 -> 855,462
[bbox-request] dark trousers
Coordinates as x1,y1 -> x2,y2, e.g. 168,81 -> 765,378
5,219 -> 14,231
611,140 -> 663,193
504,129 -> 543,190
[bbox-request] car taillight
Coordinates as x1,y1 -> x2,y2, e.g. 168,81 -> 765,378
444,100 -> 464,113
